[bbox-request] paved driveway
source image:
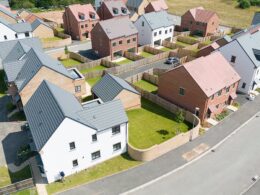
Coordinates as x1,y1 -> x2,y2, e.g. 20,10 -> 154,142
0,122 -> 28,166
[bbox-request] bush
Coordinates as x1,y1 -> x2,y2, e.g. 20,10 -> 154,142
232,101 -> 240,108
238,0 -> 251,8
174,109 -> 185,123
250,0 -> 260,6
216,110 -> 229,121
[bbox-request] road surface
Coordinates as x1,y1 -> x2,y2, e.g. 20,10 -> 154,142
127,112 -> 260,195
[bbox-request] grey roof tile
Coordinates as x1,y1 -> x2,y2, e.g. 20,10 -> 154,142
92,73 -> 139,102
3,59 -> 26,82
31,19 -> 51,31
0,6 -> 16,19
0,17 -> 32,32
103,0 -> 130,16
126,0 -> 143,9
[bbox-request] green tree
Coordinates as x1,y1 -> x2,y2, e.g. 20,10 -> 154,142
174,109 -> 185,123
238,0 -> 251,8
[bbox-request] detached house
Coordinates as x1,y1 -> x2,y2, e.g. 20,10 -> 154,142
218,28 -> 260,94
97,0 -> 130,20
92,73 -> 140,110
3,48 -> 86,107
145,0 -> 168,13
31,19 -> 54,39
0,18 -> 32,42
63,4 -> 99,40
134,11 -> 174,46
180,7 -> 219,37
158,52 -> 240,122
24,80 -> 128,183
91,17 -> 138,60
126,0 -> 149,22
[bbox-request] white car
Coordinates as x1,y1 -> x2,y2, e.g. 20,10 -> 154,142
247,93 -> 256,101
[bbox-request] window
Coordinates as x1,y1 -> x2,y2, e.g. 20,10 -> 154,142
112,125 -> 120,135
165,30 -> 168,34
217,90 -> 222,96
133,38 -> 136,42
159,31 -> 162,35
112,42 -> 116,47
4,35 -> 7,40
119,40 -> 122,45
25,32 -> 30,37
81,25 -> 84,28
75,86 -> 81,93
92,134 -> 97,142
69,142 -> 76,150
15,34 -> 18,38
142,21 -> 144,26
216,104 -> 219,109
170,28 -> 172,32
230,55 -> 236,63
179,87 -> 185,96
72,159 -> 78,167
242,82 -> 246,89
92,24 -> 95,27
226,87 -> 230,93
127,39 -> 130,44
211,95 -> 214,100
154,32 -> 157,36
91,151 -> 101,160
85,24 -> 88,27
113,143 -> 121,151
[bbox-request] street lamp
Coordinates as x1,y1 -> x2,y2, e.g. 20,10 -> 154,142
190,107 -> 200,141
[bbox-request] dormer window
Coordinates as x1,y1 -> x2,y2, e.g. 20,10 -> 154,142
89,12 -> 95,19
121,7 -> 127,14
79,13 -> 85,20
113,8 -> 118,15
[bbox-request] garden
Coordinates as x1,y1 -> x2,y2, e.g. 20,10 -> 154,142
134,80 -> 158,94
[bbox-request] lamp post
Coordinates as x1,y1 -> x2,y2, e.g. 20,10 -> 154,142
190,107 -> 199,141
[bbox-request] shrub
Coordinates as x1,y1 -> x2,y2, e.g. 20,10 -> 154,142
232,101 -> 240,108
216,110 -> 229,121
255,88 -> 260,93
64,45 -> 69,55
238,0 -> 251,8
175,109 -> 185,123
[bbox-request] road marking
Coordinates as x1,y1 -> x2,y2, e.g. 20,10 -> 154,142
121,111 -> 260,195
240,177 -> 260,195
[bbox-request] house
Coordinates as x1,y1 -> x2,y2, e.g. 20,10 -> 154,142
18,10 -> 43,24
215,35 -> 232,47
0,5 -> 17,24
0,37 -> 42,69
145,0 -> 168,13
63,4 -> 99,40
134,11 -> 174,46
24,80 -> 128,183
91,17 -> 138,60
180,7 -> 219,37
252,12 -> 260,25
197,42 -> 219,57
158,52 -> 240,122
97,0 -> 130,20
3,48 -> 86,107
31,19 -> 54,39
218,28 -> 260,94
0,18 -> 32,42
126,0 -> 149,22
92,73 -> 141,110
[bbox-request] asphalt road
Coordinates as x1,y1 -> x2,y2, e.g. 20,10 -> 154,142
128,112 -> 260,195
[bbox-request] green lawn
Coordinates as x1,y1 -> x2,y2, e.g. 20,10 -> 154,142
115,58 -> 133,65
127,98 -> 192,149
86,77 -> 101,87
175,41 -> 191,47
160,47 -> 173,52
46,153 -> 141,194
41,36 -> 63,42
0,70 -> 7,97
82,95 -> 93,102
0,165 -> 32,188
61,58 -> 82,68
167,0 -> 260,28
134,80 -> 158,93
139,51 -> 154,58
55,27 -> 65,33
11,188 -> 38,195
80,65 -> 107,74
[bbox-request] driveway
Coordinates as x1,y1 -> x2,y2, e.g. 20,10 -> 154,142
0,121 -> 28,166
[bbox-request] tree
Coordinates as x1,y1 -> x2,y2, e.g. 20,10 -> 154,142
174,109 -> 185,123
238,0 -> 251,8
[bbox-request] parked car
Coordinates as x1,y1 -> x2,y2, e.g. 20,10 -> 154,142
165,57 -> 180,66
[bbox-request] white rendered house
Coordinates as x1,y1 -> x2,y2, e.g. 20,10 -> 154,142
24,80 -> 128,183
134,11 -> 174,46
218,27 -> 260,94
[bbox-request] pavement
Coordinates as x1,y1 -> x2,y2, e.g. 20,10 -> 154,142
127,110 -> 260,195
59,92 -> 260,195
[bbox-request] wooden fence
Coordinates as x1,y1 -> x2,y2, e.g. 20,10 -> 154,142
142,72 -> 159,85
0,178 -> 34,195
69,52 -> 89,63
124,51 -> 144,61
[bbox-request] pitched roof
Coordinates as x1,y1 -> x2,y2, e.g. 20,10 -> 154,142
0,0 -> 10,8
0,38 -> 42,63
14,48 -> 72,91
98,17 -> 137,39
126,0 -> 143,9
0,17 -> 31,32
0,6 -> 16,19
66,4 -> 99,22
181,52 -> 240,97
24,80 -> 128,151
92,73 -> 139,102
188,7 -> 217,23
148,0 -> 168,12
140,11 -> 174,30
252,12 -> 260,25
102,0 -> 130,16
31,18 -> 51,31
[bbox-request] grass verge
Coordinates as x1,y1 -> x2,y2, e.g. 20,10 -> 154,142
86,77 -> 101,87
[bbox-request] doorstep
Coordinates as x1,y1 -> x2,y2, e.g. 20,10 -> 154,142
206,118 -> 219,126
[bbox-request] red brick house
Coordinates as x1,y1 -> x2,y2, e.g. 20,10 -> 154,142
91,17 -> 138,60
97,0 -> 130,20
145,0 -> 168,13
63,4 -> 99,40
180,7 -> 219,37
158,52 -> 240,122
